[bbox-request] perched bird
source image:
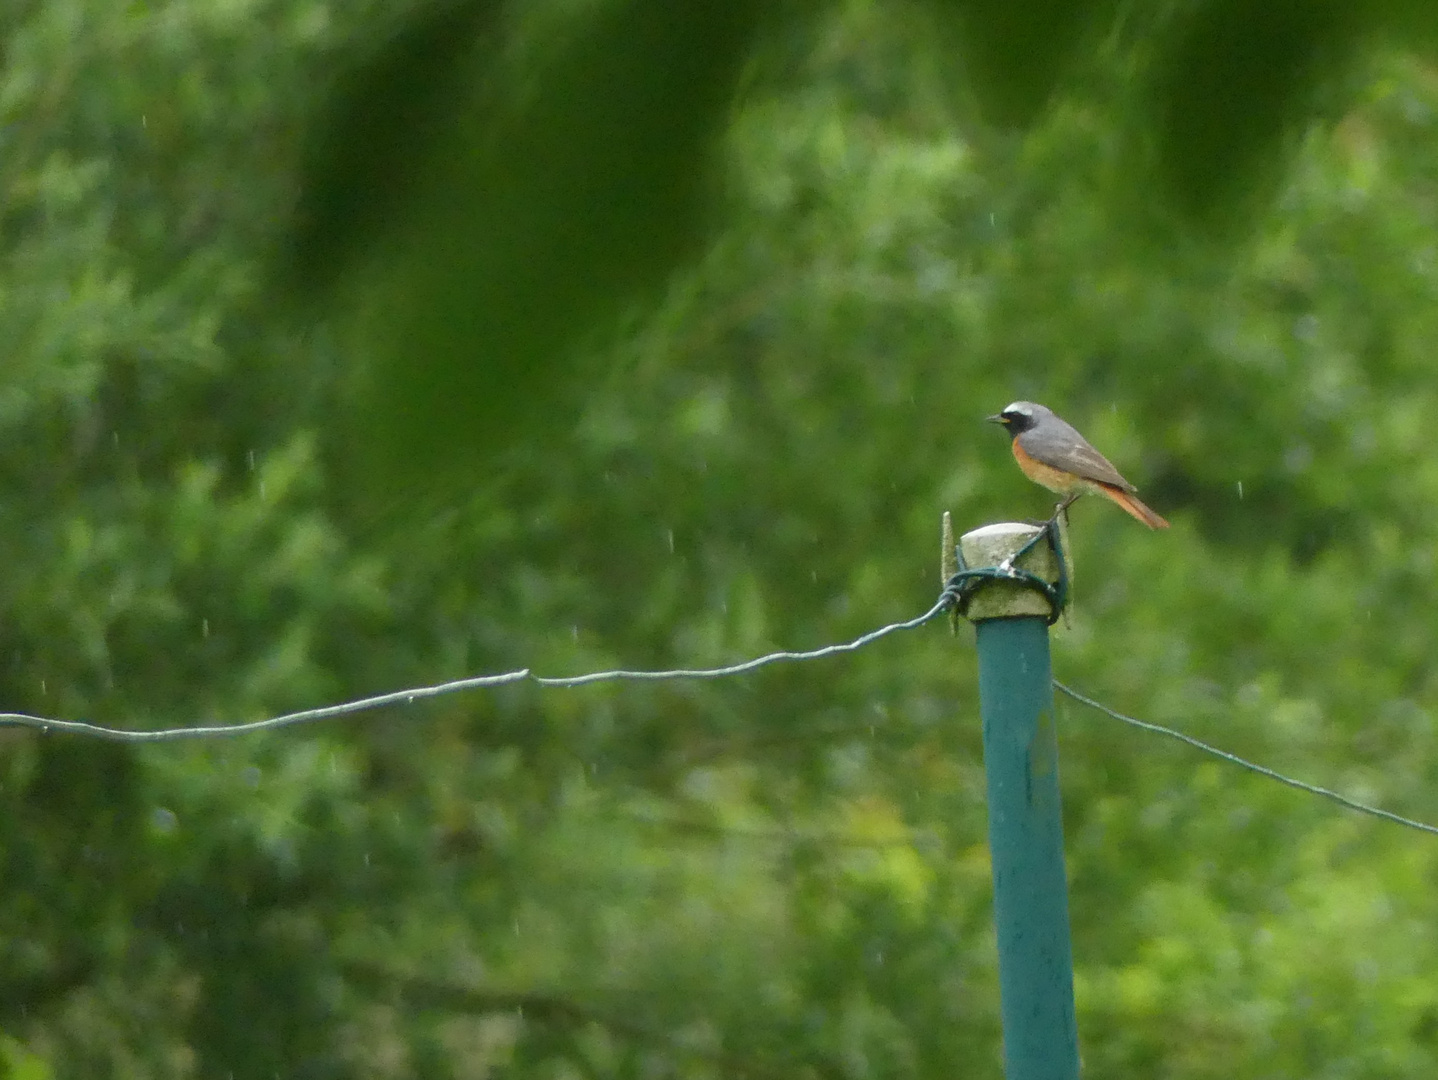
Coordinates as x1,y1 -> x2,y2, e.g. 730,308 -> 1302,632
988,401 -> 1169,529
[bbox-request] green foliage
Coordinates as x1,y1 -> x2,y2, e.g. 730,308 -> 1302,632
4,2 -> 1438,1079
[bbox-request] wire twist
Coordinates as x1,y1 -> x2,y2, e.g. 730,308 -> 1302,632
942,514 -> 1069,625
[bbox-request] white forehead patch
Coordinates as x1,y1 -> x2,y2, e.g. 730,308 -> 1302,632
1003,401 -> 1034,416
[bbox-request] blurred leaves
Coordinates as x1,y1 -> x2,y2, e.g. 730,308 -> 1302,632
286,0 -> 1438,503
292,0 -> 769,497
931,0 -> 1121,126
1147,0 -> 1366,230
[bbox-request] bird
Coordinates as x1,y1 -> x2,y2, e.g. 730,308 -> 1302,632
987,401 -> 1169,529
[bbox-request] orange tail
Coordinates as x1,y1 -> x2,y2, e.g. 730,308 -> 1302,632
1098,484 -> 1169,529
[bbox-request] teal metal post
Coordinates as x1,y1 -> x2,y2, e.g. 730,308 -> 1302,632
960,523 -> 1079,1080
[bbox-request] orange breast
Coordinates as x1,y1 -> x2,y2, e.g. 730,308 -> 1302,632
1012,439 -> 1091,495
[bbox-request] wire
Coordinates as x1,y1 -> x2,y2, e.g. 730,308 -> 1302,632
0,670 -> 532,743
1,586 -> 1433,842
1054,680 -> 1438,838
532,597 -> 950,687
0,598 -> 951,743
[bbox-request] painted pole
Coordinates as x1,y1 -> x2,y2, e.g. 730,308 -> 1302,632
959,522 -> 1079,1080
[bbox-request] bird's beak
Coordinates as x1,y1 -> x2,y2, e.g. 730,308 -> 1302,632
985,414 -> 1006,425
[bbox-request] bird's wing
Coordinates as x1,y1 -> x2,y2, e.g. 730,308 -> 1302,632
1023,421 -> 1137,492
